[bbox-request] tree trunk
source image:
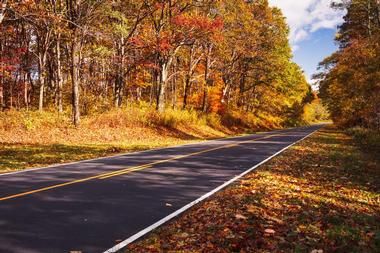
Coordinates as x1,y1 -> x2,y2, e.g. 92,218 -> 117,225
183,74 -> 191,110
38,54 -> 46,111
221,82 -> 231,104
238,73 -> 246,108
56,33 -> 63,113
376,0 -> 380,25
202,86 -> 208,112
0,78 -> 3,110
2,81 -> 11,110
114,36 -> 125,107
38,75 -> 44,111
24,73 -> 28,110
171,60 -> 177,109
71,36 -> 80,126
183,44 -> 202,110
156,61 -> 169,113
0,40 -> 3,110
183,45 -> 194,110
202,45 -> 212,113
367,0 -> 372,37
114,75 -> 123,107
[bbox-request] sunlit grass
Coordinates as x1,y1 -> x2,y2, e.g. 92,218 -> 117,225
0,140 -> 195,173
0,106 -> 281,173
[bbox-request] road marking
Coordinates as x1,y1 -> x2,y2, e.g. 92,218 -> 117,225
103,128 -> 321,253
0,174 -> 103,202
0,130 -> 272,177
0,134 -> 281,202
99,164 -> 153,179
100,134 -> 278,180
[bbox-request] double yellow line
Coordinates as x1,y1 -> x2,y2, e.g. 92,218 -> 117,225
0,134 -> 279,202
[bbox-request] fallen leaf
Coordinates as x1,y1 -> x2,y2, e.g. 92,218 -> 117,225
264,228 -> 275,235
235,214 -> 247,220
179,232 -> 189,238
263,213 -> 284,225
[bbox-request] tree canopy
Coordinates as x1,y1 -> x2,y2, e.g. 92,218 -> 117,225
316,0 -> 380,129
0,0 -> 314,126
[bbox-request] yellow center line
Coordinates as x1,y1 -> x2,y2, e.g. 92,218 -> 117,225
99,143 -> 239,179
0,174 -> 103,202
0,134 -> 281,202
99,164 -> 153,179
100,134 -> 278,179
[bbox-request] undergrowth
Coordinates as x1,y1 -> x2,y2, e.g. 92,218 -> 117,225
0,105 -> 286,172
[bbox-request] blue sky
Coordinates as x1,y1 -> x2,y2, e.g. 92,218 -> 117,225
268,0 -> 345,86
293,29 -> 338,84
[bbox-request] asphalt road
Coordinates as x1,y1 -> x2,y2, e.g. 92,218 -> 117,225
0,125 -> 322,253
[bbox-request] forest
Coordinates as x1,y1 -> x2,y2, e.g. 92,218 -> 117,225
316,0 -> 380,130
0,0 -> 320,128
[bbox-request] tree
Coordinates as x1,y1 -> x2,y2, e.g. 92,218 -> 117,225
0,0 -> 316,127
317,0 -> 380,129
107,0 -> 152,107
65,0 -> 105,126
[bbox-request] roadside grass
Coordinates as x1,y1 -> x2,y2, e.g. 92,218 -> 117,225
346,127 -> 380,153
0,140 -> 191,174
0,106 -> 281,173
125,126 -> 380,253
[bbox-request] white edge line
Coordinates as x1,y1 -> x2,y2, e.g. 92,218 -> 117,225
0,126 -> 301,177
103,127 -> 321,253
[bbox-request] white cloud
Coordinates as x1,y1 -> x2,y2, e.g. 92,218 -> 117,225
268,0 -> 345,47
293,29 -> 308,43
292,45 -> 300,52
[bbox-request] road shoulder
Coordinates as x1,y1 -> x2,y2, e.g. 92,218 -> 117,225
125,126 -> 380,253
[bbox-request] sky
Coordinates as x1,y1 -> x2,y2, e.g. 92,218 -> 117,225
268,0 -> 346,85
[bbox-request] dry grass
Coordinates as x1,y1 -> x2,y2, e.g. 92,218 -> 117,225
0,108 -> 220,145
0,105 -> 276,173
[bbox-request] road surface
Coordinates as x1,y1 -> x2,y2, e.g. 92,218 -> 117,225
0,125 -> 322,253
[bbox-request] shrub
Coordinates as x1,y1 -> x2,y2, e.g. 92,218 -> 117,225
206,113 -> 222,129
0,105 -> 295,145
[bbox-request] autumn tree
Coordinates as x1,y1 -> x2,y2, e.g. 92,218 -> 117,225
105,0 -> 153,107
317,0 -> 380,129
64,0 -> 105,126
0,0 -> 316,127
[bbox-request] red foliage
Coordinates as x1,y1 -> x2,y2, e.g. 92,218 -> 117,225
0,46 -> 27,78
171,15 -> 223,32
129,36 -> 144,47
158,36 -> 173,52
